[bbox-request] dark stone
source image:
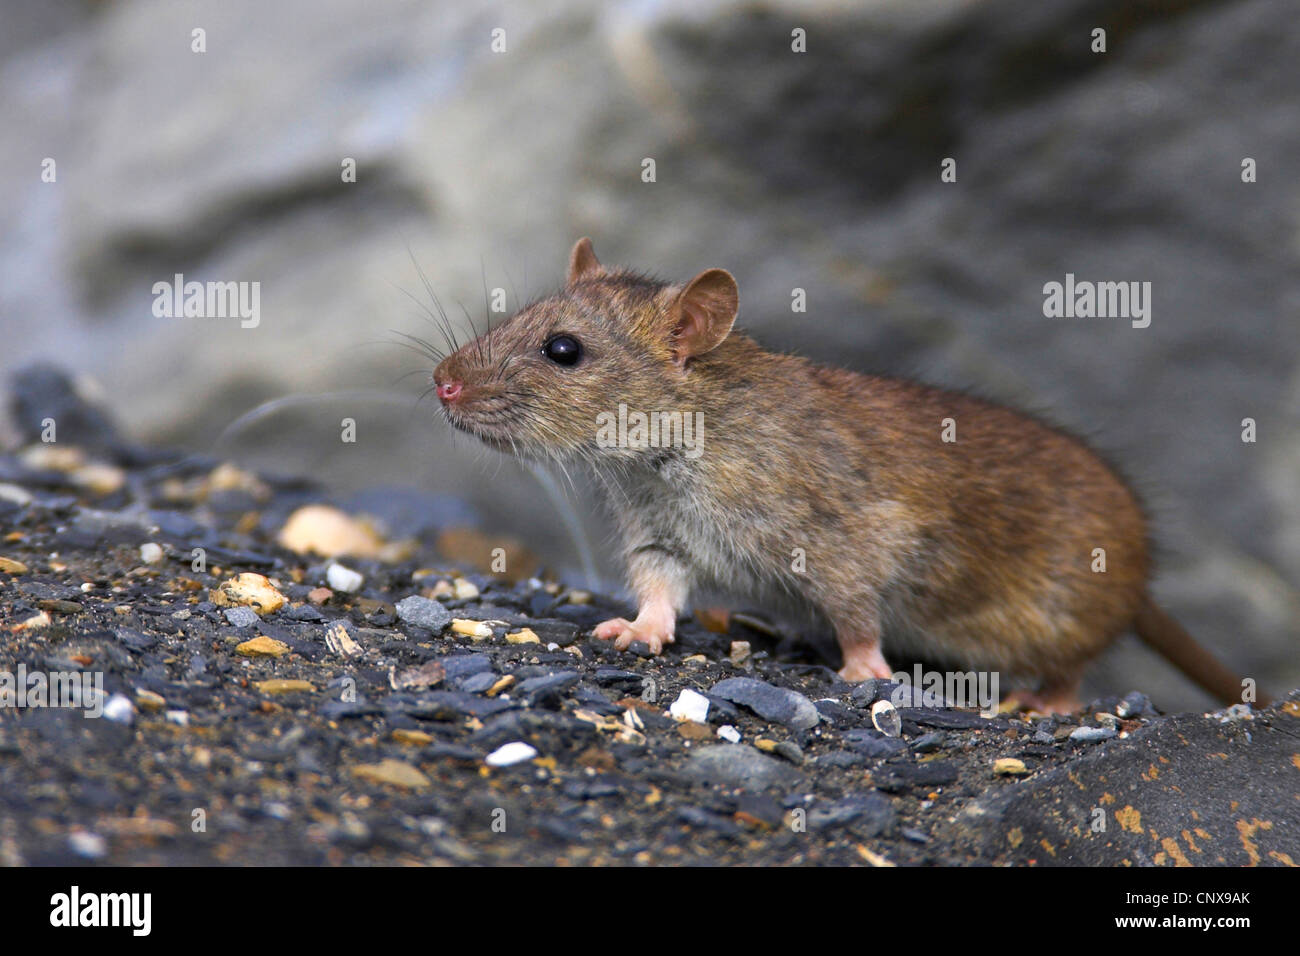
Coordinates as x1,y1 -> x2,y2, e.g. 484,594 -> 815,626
709,677 -> 820,731
686,744 -> 804,790
842,729 -> 908,759
807,793 -> 895,835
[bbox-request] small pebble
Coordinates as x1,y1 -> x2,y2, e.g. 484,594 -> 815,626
669,688 -> 711,724
326,562 -> 364,593
223,606 -> 260,628
235,636 -> 290,659
993,757 -> 1030,776
486,742 -> 538,767
717,725 -> 741,743
1069,726 -> 1118,743
139,542 -> 164,565
395,595 -> 451,632
102,693 -> 135,725
67,831 -> 108,860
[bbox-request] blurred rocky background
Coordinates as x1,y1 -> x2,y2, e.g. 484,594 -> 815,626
1,0 -> 1297,707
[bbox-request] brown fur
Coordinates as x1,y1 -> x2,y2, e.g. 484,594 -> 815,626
433,239 -> 1265,710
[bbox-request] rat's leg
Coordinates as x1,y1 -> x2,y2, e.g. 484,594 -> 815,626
594,545 -> 689,655
831,607 -> 893,682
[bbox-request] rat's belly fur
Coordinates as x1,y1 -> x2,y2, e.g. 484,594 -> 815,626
601,398 -> 1149,683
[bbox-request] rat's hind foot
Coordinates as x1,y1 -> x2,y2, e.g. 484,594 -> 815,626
594,614 -> 675,655
837,642 -> 894,682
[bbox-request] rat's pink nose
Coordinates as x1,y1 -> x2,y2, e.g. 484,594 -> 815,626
436,380 -> 463,404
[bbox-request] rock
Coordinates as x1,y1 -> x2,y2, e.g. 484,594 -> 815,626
485,742 -> 538,767
1069,726 -> 1118,743
325,562 -> 363,594
593,667 -> 643,690
686,744 -> 804,790
458,672 -> 498,694
441,653 -> 493,681
842,729 -> 908,760
134,689 -> 166,712
516,670 -> 580,703
277,504 -> 385,558
323,620 -> 364,658
351,759 -> 431,790
911,731 -> 945,753
669,688 -> 710,724
0,557 -> 29,574
677,806 -> 742,837
391,660 -> 445,690
709,677 -> 819,731
101,693 -> 134,725
451,619 -> 493,640
716,725 -> 741,744
392,729 -> 434,745
505,627 -> 539,644
67,830 -> 108,860
807,793 -> 895,835
993,757 -> 1030,776
139,542 -> 164,564
728,640 -> 751,665
393,595 -> 451,632
12,611 -> 50,631
255,679 -> 315,695
223,606 -> 260,628
235,636 -> 290,659
211,573 -> 286,615
949,710 -> 1300,865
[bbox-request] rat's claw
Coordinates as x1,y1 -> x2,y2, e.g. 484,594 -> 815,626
594,617 -> 675,655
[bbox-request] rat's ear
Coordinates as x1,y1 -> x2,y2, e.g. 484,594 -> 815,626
567,237 -> 604,285
669,268 -> 738,365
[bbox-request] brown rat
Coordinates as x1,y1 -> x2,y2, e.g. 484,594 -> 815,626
432,238 -> 1268,712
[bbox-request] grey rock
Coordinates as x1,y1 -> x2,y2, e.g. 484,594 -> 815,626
807,793 -> 895,835
394,596 -> 451,632
709,677 -> 820,731
222,606 -> 260,628
686,745 -> 804,790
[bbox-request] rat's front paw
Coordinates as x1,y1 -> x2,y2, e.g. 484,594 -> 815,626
594,617 -> 675,655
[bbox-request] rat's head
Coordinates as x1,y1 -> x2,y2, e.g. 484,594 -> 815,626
433,238 -> 737,463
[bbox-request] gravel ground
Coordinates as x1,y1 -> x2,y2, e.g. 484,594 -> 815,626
0,432 -> 1295,868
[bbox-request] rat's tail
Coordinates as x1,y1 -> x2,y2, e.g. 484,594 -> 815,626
1134,594 -> 1271,707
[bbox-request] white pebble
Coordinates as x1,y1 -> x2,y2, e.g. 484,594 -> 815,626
139,542 -> 164,565
68,831 -> 107,859
669,688 -> 711,724
485,741 -> 538,767
717,724 -> 741,743
326,562 -> 364,593
102,693 -> 135,725
165,710 -> 190,726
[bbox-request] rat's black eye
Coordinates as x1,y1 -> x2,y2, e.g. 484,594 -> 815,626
542,334 -> 582,367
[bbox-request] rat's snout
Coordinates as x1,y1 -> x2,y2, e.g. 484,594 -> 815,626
436,379 -> 462,404
432,358 -> 465,405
